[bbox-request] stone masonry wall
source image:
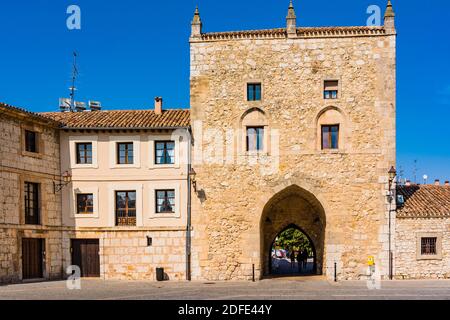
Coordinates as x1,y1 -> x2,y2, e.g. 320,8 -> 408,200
62,230 -> 187,281
0,111 -> 62,283
190,30 -> 396,280
395,218 -> 450,279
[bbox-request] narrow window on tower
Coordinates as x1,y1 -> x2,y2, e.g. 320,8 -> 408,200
247,83 -> 262,101
324,80 -> 339,99
321,125 -> 339,150
246,127 -> 264,152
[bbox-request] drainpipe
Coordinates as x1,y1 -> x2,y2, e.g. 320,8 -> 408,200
186,129 -> 192,281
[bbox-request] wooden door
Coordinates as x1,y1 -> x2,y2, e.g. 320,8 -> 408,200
71,239 -> 100,277
22,238 -> 44,279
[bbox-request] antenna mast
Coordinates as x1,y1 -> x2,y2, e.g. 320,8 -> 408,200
69,51 -> 78,112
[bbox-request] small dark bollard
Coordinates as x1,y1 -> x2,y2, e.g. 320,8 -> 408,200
156,267 -> 164,281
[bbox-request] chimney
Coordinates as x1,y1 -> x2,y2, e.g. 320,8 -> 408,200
154,97 -> 163,115
405,180 -> 411,186
445,181 -> 449,186
434,179 -> 440,186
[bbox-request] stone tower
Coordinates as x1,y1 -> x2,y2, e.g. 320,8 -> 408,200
190,1 -> 396,281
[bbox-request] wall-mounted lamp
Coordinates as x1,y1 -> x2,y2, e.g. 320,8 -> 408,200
189,167 -> 197,192
388,166 -> 397,199
53,171 -> 72,193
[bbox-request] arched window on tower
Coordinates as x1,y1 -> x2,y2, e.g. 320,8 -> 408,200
316,107 -> 346,151
240,108 -> 268,154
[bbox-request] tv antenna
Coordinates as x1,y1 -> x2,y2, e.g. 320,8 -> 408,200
60,51 -> 80,112
69,51 -> 79,111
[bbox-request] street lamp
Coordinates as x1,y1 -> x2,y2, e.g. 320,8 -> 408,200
388,166 -> 397,190
53,171 -> 72,193
189,167 -> 197,192
387,166 -> 396,280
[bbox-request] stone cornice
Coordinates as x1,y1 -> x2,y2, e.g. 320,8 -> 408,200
191,26 -> 387,42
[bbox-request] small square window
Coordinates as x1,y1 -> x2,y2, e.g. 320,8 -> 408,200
246,127 -> 264,152
76,143 -> 92,164
247,83 -> 262,101
117,142 -> 134,164
156,190 -> 175,213
155,141 -> 175,165
324,80 -> 339,99
76,193 -> 94,214
421,237 -> 437,255
321,125 -> 339,150
25,130 -> 38,153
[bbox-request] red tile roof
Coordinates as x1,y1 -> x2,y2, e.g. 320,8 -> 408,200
40,109 -> 190,129
0,102 -> 61,126
396,185 -> 450,218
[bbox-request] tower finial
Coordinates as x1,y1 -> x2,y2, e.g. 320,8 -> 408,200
191,5 -> 202,39
286,0 -> 297,38
384,0 -> 395,18
384,0 -> 396,34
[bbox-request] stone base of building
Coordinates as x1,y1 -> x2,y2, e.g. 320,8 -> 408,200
0,226 -> 63,284
62,229 -> 188,281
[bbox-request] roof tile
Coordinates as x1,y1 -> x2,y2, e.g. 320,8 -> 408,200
40,109 -> 190,129
396,185 -> 450,218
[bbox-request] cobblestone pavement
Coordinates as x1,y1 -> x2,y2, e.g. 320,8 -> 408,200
1,278 -> 450,300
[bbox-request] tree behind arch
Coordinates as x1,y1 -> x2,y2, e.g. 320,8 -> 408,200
274,227 -> 313,257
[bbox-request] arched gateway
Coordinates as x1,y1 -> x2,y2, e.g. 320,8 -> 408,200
260,185 -> 326,276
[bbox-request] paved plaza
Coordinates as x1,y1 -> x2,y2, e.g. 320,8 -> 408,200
1,278 -> 449,300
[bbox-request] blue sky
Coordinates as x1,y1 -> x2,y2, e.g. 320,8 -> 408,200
0,0 -> 449,182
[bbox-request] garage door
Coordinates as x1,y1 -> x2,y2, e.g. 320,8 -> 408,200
71,239 -> 100,277
22,238 -> 44,279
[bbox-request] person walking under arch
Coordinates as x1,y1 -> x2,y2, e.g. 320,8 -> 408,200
301,249 -> 308,271
290,249 -> 296,269
296,250 -> 302,273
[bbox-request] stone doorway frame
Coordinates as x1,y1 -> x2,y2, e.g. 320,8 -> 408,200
259,184 -> 326,278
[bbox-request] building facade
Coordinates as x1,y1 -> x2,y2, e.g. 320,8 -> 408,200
189,1 -> 396,280
395,184 -> 450,279
43,101 -> 191,280
0,103 -> 63,283
1,1 -> 449,284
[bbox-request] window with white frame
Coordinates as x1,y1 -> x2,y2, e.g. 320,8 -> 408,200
155,141 -> 175,165
109,136 -> 140,168
155,190 -> 175,213
69,136 -> 98,168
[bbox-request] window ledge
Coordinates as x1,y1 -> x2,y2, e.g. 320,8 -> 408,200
149,213 -> 179,219
416,256 -> 442,261
71,164 -> 98,169
22,151 -> 43,159
319,149 -> 345,155
243,151 -> 269,157
73,213 -> 99,219
149,164 -> 179,170
110,164 -> 141,169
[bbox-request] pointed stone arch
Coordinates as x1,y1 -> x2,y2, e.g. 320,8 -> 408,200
260,184 -> 326,276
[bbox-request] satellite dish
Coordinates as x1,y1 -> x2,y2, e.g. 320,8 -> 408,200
423,174 -> 428,180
